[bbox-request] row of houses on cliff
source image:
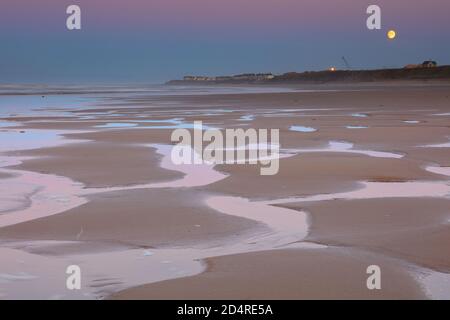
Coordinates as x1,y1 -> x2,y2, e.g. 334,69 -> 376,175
183,73 -> 275,82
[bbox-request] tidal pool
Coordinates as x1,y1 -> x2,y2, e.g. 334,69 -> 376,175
94,123 -> 138,128
346,125 -> 368,129
289,125 -> 317,133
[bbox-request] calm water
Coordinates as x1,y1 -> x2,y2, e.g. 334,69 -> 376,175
0,84 -> 299,117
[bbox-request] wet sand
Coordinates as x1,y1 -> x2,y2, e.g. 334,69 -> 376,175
112,248 -> 426,300
1,83 -> 450,299
0,188 -> 263,248
10,142 -> 183,188
205,152 -> 438,200
282,198 -> 450,272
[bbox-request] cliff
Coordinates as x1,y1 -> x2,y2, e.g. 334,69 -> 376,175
167,66 -> 450,85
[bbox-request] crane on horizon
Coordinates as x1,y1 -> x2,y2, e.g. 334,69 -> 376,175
342,56 -> 351,70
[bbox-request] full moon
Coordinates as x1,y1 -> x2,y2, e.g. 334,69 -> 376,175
387,29 -> 397,40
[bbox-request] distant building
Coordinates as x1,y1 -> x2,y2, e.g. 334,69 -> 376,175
404,61 -> 437,69
261,74 -> 275,80
422,61 -> 437,68
232,73 -> 274,81
183,75 -> 215,81
182,73 -> 274,82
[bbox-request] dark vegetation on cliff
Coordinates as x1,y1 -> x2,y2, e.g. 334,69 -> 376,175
167,66 -> 450,85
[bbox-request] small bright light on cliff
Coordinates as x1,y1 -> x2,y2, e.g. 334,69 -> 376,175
329,67 -> 336,72
387,29 -> 396,40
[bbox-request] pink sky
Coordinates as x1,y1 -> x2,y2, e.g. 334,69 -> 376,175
1,0 -> 449,82
2,0 -> 450,34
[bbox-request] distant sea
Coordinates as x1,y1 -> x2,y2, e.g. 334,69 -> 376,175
0,84 -> 297,117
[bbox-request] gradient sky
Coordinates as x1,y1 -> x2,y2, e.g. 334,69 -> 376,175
1,0 -> 449,84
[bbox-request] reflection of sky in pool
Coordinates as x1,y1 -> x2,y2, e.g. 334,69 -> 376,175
423,141 -> 450,148
0,121 -> 19,128
0,95 -> 97,117
140,123 -> 217,130
351,113 -> 368,118
93,118 -> 217,130
289,125 -> 317,132
426,166 -> 450,177
134,118 -> 183,124
0,130 -> 75,152
239,115 -> 255,121
403,120 -> 420,124
346,125 -> 368,129
95,123 -> 138,128
296,140 -> 403,159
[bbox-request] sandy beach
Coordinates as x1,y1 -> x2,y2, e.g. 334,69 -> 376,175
1,83 -> 450,300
